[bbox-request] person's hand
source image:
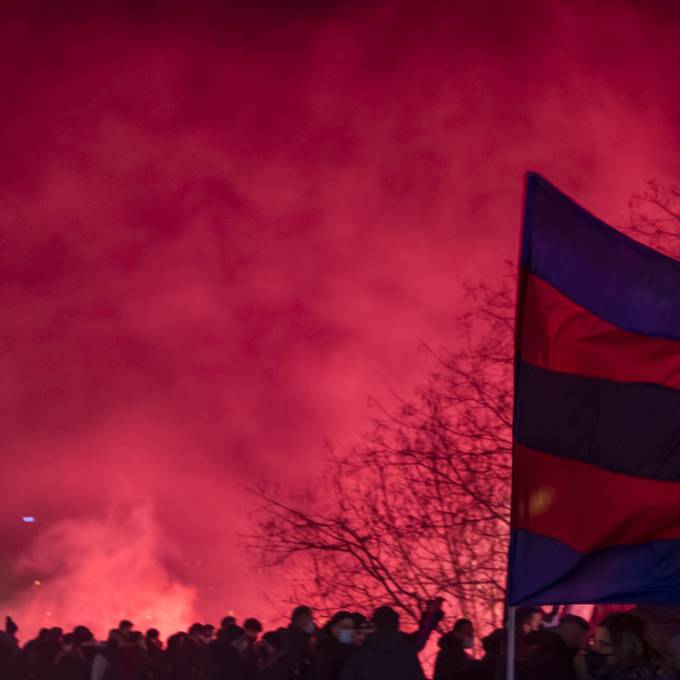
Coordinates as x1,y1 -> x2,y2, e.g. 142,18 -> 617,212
425,597 -> 444,614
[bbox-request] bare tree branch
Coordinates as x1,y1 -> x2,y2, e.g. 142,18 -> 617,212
245,184 -> 680,636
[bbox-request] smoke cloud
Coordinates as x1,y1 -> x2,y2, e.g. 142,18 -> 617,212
2,0 -> 680,632
9,503 -> 195,639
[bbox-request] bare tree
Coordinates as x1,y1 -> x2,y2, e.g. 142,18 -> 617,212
248,269 -> 515,635
627,181 -> 680,259
248,181 -> 680,637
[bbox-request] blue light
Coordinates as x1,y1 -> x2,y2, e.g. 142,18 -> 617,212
22,516 -> 36,523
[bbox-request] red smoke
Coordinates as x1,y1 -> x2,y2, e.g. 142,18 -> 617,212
10,505 -> 194,639
1,0 -> 679,638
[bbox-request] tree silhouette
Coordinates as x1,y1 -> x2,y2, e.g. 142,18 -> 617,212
249,182 -> 680,635
249,269 -> 515,634
627,181 -> 680,258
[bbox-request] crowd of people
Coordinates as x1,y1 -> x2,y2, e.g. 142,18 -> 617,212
1,602 -> 679,680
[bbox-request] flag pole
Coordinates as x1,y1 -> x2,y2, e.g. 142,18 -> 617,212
506,606 -> 516,680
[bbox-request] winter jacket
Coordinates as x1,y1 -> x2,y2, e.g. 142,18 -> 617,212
312,635 -> 353,680
340,631 -> 425,680
479,628 -> 537,680
175,637 -> 205,680
202,637 -> 247,680
433,633 -> 479,680
525,629 -> 577,680
118,645 -> 152,680
283,625 -> 312,680
50,650 -> 90,680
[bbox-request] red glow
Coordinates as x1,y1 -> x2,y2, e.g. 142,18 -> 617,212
2,1 -> 680,637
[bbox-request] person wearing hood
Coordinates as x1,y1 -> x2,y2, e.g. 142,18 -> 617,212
434,619 -> 481,680
312,611 -> 355,680
340,606 -> 424,680
525,614 -> 590,680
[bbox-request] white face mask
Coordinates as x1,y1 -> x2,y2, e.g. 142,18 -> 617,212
303,621 -> 316,635
463,637 -> 474,649
337,629 -> 353,645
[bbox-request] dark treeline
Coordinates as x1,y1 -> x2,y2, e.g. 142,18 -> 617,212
1,602 -> 679,680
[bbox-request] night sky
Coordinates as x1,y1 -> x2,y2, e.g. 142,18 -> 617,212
2,0 -> 680,636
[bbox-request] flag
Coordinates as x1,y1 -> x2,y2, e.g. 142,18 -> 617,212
508,172 -> 680,606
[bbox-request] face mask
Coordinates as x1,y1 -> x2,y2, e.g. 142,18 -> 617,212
303,621 -> 316,635
463,637 -> 474,650
337,630 -> 353,645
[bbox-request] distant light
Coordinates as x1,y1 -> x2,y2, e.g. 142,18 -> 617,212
45,611 -> 52,616
22,516 -> 36,523
146,614 -> 153,620
34,580 -> 41,586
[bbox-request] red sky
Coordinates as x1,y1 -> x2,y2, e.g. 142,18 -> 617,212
2,0 -> 680,637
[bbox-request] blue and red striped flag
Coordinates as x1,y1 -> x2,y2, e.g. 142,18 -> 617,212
508,172 -> 680,606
